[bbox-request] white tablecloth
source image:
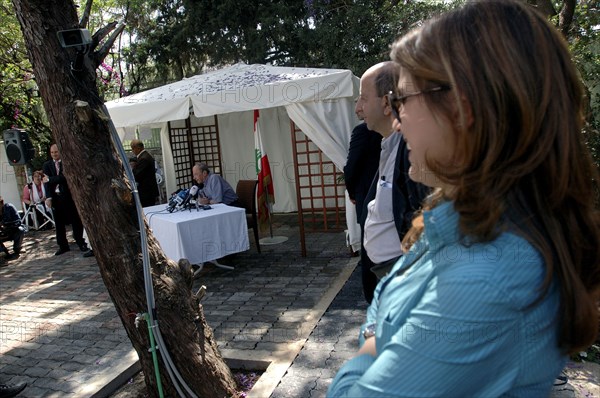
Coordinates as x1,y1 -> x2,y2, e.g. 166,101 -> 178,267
143,203 -> 249,264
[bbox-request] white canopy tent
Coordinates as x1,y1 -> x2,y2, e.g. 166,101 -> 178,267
105,63 -> 362,251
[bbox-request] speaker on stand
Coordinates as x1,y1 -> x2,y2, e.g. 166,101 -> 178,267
3,129 -> 35,166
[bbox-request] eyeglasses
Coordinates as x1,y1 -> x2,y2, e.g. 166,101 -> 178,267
388,86 -> 450,123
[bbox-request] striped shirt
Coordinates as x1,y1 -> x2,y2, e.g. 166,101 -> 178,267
328,201 -> 565,397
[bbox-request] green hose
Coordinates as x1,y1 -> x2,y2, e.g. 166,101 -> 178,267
144,313 -> 165,398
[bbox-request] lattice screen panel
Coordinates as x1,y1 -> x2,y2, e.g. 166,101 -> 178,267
291,121 -> 346,255
168,116 -> 223,188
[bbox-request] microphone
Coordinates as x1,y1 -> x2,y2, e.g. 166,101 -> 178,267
180,185 -> 199,209
166,188 -> 184,212
167,188 -> 189,212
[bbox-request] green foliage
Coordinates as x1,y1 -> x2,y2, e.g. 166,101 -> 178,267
566,0 -> 600,165
3,0 -> 599,169
301,0 -> 457,75
119,0 -> 208,91
120,0 -> 455,91
0,0 -> 52,159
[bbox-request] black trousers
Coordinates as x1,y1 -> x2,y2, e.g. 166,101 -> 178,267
360,247 -> 378,304
139,194 -> 157,208
1,227 -> 24,254
52,195 -> 84,249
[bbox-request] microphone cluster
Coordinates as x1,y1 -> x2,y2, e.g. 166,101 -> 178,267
167,185 -> 199,212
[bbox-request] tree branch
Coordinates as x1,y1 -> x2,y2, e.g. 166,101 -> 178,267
533,0 -> 557,17
91,20 -> 118,47
79,0 -> 94,28
558,0 -> 576,36
93,21 -> 126,68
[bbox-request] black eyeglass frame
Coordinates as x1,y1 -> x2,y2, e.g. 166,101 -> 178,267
388,86 -> 450,123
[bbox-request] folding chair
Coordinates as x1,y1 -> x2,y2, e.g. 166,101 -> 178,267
21,202 -> 54,231
236,180 -> 261,253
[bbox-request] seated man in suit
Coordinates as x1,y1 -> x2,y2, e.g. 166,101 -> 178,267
0,196 -> 25,260
192,163 -> 241,207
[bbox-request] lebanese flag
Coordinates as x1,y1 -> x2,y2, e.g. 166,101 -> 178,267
254,109 -> 274,231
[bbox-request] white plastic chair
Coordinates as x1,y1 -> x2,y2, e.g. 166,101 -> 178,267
21,202 -> 55,230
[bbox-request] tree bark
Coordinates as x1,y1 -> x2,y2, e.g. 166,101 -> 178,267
11,1 -> 239,396
530,0 -> 576,36
557,0 -> 576,36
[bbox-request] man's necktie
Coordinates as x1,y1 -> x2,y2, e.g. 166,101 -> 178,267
54,160 -> 61,193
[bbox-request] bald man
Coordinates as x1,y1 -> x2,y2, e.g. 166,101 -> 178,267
356,62 -> 429,303
43,144 -> 88,255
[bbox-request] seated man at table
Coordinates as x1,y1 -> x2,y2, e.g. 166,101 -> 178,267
192,163 -> 241,207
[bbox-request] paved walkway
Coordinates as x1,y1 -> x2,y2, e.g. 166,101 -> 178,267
272,265 -> 367,398
1,214 -> 598,397
0,229 -> 135,397
0,214 -> 358,397
275,269 -> 599,398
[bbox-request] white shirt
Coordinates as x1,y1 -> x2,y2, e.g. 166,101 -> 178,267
363,132 -> 403,264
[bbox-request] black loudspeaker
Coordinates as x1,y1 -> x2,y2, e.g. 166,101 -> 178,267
3,129 -> 35,165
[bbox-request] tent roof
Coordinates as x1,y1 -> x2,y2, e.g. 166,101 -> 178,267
105,63 -> 357,128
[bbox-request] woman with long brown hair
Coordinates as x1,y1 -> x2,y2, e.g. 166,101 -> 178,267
328,1 -> 600,396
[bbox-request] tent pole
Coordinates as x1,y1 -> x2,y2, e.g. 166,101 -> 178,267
258,179 -> 288,246
265,187 -> 274,238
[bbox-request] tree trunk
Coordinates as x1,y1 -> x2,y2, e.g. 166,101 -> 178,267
531,0 -> 576,36
11,1 -> 239,396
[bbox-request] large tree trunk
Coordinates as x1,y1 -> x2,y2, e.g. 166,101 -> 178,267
11,1 -> 239,396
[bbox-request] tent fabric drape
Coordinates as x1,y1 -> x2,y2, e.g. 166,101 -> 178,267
108,97 -> 190,128
284,100 -> 354,170
285,98 -> 361,251
160,123 -> 177,197
106,63 -> 357,128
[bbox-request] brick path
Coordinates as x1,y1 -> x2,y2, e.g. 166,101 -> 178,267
272,265 -> 366,398
1,214 -> 597,397
1,214 -> 358,397
0,230 -> 133,397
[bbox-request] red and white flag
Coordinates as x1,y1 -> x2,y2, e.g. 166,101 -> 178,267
254,109 -> 274,231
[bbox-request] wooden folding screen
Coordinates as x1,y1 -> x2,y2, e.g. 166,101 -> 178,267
290,121 -> 346,256
168,115 -> 223,188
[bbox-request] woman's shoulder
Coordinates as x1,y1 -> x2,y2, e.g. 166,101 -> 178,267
434,232 -> 547,307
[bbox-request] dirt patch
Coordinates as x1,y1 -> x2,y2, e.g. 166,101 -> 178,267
109,369 -> 262,397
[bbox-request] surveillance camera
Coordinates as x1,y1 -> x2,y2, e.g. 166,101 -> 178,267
57,29 -> 92,49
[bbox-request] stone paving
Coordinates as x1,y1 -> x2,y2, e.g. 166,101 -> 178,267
1,229 -> 137,397
1,212 -> 598,398
272,265 -> 367,398
0,214 -> 358,397
273,266 -> 599,398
